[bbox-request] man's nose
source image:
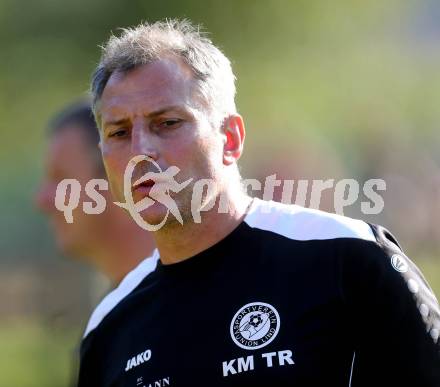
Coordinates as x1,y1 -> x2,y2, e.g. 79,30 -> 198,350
34,182 -> 56,213
130,125 -> 159,160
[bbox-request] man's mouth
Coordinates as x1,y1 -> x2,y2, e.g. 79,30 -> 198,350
132,179 -> 155,196
134,179 -> 155,188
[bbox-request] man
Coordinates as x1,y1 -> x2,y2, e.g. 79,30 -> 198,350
78,20 -> 440,386
35,100 -> 155,284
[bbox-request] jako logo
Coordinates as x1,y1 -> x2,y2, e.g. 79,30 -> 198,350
125,349 -> 152,372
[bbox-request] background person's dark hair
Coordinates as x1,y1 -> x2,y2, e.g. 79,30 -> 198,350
48,99 -> 105,175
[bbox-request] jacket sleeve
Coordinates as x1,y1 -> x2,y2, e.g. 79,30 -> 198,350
339,224 -> 440,387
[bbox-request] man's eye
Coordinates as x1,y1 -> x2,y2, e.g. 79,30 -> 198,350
109,129 -> 128,138
157,119 -> 182,129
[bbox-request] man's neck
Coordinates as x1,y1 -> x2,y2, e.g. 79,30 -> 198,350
155,193 -> 253,265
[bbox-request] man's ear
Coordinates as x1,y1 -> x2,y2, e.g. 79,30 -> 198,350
222,114 -> 245,165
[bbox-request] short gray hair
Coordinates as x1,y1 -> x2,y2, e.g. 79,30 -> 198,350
91,19 -> 237,126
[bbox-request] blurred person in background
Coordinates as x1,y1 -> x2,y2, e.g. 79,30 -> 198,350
35,100 -> 155,285
77,20 -> 440,387
35,100 -> 156,387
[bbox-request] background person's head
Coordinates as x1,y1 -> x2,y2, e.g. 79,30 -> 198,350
91,20 -> 246,228
35,99 -> 155,283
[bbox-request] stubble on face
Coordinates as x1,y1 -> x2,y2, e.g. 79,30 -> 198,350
98,58 -> 227,231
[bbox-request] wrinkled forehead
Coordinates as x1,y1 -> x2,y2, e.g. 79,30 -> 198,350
98,58 -> 201,123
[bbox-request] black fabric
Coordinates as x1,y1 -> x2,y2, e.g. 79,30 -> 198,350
78,221 -> 440,387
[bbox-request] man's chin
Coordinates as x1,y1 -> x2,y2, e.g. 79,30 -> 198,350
56,237 -> 82,260
138,203 -> 172,229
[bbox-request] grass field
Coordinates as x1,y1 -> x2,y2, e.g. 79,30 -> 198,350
0,322 -> 81,387
416,259 -> 440,298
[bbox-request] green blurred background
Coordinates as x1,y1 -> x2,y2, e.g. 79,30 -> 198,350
1,1 -> 440,385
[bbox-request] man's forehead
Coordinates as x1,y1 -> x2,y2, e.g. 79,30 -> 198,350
101,59 -> 195,110
46,127 -> 91,170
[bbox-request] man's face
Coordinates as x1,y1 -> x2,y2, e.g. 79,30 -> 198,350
98,58 -> 225,227
35,127 -> 104,257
